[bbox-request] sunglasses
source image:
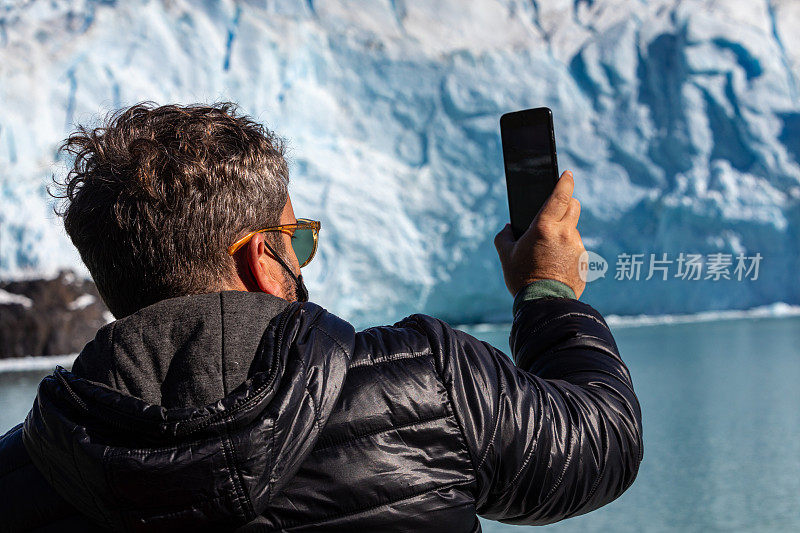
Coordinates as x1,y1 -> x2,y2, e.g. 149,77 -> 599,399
227,218 -> 321,268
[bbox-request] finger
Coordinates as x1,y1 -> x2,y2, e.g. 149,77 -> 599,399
562,197 -> 581,226
538,170 -> 574,221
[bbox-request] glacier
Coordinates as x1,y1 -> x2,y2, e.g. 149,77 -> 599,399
1,0 -> 799,328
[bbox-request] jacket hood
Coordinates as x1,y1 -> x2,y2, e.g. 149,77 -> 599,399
22,291 -> 355,531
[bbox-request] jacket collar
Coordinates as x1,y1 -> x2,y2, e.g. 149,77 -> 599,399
72,291 -> 291,407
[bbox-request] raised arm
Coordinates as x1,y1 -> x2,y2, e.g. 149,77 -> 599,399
418,289 -> 642,524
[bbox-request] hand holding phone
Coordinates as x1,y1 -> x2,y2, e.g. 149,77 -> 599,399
494,170 -> 586,299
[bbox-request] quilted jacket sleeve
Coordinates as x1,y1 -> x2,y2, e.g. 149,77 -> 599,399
416,297 -> 643,525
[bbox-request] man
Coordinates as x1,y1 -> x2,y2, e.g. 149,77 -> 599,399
0,103 -> 642,532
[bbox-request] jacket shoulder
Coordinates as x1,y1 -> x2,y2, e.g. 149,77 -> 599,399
349,314 -> 439,365
263,312 -> 479,529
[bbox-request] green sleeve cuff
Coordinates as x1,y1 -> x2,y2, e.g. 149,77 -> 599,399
512,279 -> 576,315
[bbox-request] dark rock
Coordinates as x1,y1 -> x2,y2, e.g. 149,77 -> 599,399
0,271 -> 109,358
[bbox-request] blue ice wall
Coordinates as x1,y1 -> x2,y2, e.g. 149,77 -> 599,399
1,0 -> 798,326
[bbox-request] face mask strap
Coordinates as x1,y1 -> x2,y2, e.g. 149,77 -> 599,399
262,239 -> 309,302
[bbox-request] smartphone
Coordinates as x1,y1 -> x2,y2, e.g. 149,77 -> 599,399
500,107 -> 559,240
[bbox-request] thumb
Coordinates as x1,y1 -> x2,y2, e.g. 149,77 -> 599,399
494,224 -> 515,255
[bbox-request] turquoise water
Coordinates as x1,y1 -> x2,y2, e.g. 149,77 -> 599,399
2,317 -> 799,531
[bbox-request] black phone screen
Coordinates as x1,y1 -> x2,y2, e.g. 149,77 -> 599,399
501,108 -> 559,240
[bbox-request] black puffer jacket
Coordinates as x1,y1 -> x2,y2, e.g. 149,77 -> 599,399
0,291 -> 642,532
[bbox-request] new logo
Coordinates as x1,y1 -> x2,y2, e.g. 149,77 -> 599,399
579,251 -> 608,282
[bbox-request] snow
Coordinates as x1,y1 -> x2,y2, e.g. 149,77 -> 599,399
1,0 -> 799,327
67,293 -> 96,311
0,289 -> 32,309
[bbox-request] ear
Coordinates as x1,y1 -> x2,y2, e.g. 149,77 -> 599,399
245,233 -> 286,297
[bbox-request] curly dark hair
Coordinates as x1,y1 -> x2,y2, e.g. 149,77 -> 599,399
52,102 -> 290,318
